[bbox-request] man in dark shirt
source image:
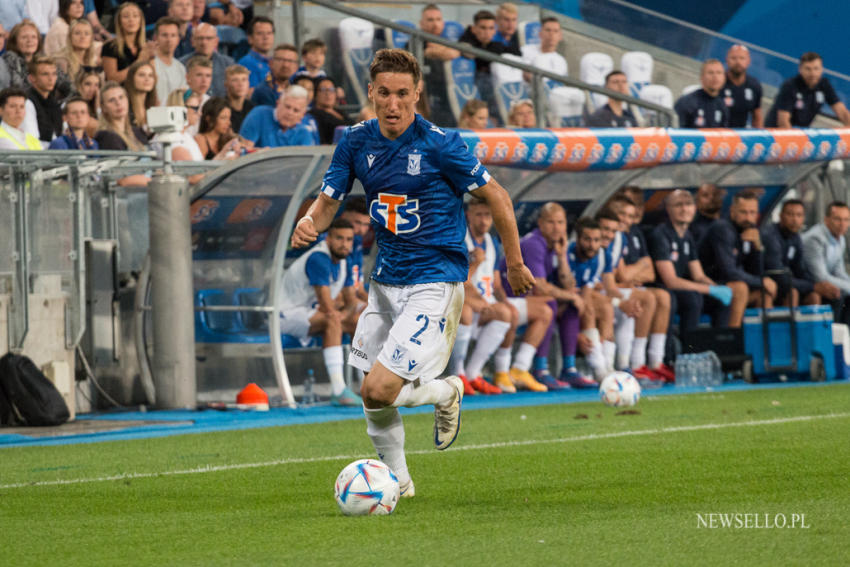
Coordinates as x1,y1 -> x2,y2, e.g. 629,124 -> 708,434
674,59 -> 729,128
415,4 -> 460,127
650,190 -> 736,334
698,190 -> 776,327
587,70 -> 638,128
689,182 -> 726,245
722,45 -> 762,128
251,44 -> 299,107
26,56 -> 63,143
765,52 -> 850,127
762,199 -> 839,306
459,10 -> 521,112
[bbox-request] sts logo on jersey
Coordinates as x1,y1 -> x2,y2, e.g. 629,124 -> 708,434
370,193 -> 421,234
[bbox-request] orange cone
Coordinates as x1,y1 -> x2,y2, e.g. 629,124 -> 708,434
236,383 -> 269,411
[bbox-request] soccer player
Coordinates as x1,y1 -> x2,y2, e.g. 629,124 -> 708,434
278,218 -> 362,407
291,49 -> 535,498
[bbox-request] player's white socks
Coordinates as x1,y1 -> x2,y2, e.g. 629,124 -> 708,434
364,406 -> 410,486
323,346 -> 346,396
391,379 -> 454,408
603,340 -> 617,373
648,333 -> 667,369
449,324 -> 472,376
494,347 -> 511,373
512,341 -> 536,372
465,320 -> 511,379
582,328 -> 608,380
630,336 -> 648,369
614,311 -> 635,370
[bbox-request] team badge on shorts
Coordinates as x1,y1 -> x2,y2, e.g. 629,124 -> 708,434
392,344 -> 407,365
407,153 -> 421,176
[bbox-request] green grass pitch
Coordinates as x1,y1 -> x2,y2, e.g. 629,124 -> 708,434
1,384 -> 848,566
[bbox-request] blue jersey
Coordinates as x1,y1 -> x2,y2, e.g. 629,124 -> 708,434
607,231 -> 627,269
239,105 -> 316,148
568,241 -> 612,288
320,115 -> 492,285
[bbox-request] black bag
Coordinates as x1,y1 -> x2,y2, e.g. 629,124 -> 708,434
0,353 -> 70,426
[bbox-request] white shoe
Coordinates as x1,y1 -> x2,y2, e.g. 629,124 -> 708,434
399,478 -> 415,498
434,376 -> 463,450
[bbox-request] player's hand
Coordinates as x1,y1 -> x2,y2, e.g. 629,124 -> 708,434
620,296 -> 642,318
577,333 -> 593,355
762,277 -> 778,298
814,281 -> 842,300
741,228 -> 762,250
507,264 -> 535,296
553,235 -> 567,258
569,294 -> 585,315
291,216 -> 318,248
469,247 -> 485,268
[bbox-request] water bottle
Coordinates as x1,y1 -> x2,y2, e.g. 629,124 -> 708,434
696,353 -> 709,387
303,369 -> 316,405
708,351 -> 723,387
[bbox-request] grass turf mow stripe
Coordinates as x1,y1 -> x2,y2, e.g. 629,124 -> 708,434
3,411 -> 847,491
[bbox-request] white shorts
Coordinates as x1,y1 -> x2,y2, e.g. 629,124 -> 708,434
349,281 -> 464,381
279,305 -> 317,345
506,297 -> 528,326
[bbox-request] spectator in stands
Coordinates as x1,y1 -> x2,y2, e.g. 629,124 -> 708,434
493,3 -> 519,51
416,4 -> 459,127
458,99 -> 489,128
357,104 -> 376,122
102,2 -> 155,83
520,17 -> 566,82
178,22 -> 234,98
650,190 -> 736,334
699,190 -> 775,324
167,0 -> 194,58
279,217 -> 363,407
94,81 -> 148,151
762,199 -> 829,307
4,21 -> 43,88
190,0 -> 209,28
0,4 -> 28,35
723,44 -> 762,128
251,43 -> 298,107
0,86 -> 41,150
690,182 -> 725,245
208,0 -> 244,28
674,59 -> 729,128
54,18 -> 100,81
293,75 -> 314,105
310,77 -> 350,144
45,0 -> 86,56
48,96 -> 98,149
71,68 -> 100,135
238,16 -> 275,88
239,84 -> 314,147
123,59 -> 157,133
459,10 -> 520,113
26,0 -> 57,37
802,201 -> 850,325
765,52 -> 850,128
506,99 -> 535,128
179,54 -> 212,111
587,70 -> 638,127
152,17 -> 186,106
194,96 -> 250,159
291,38 -> 328,82
83,2 -> 111,42
224,64 -> 253,133
26,56 -> 63,143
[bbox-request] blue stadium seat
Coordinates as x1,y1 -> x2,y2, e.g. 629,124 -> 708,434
386,20 -> 414,49
519,21 -> 541,48
491,54 -> 530,125
195,289 -> 239,342
445,57 -> 480,123
217,25 -> 248,58
442,20 -> 464,42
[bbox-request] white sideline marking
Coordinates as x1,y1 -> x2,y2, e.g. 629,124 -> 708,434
2,412 -> 848,490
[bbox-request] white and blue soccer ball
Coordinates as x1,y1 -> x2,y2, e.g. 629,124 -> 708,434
334,459 -> 400,516
599,371 -> 641,408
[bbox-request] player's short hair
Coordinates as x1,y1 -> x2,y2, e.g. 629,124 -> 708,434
825,201 -> 849,217
780,199 -> 805,213
62,95 -> 89,113
186,55 -> 213,71
0,87 -> 28,108
343,196 -> 368,216
498,3 -> 518,16
618,185 -> 644,206
370,48 -> 421,86
225,64 -> 250,79
27,55 -> 56,76
301,38 -> 326,55
466,195 -> 488,209
473,10 -> 496,23
154,16 -> 181,35
575,216 -> 600,237
701,58 -> 723,73
732,189 -> 760,204
329,217 -> 354,232
274,43 -> 298,55
607,193 -> 636,210
422,4 -> 441,14
665,189 -> 694,207
800,52 -> 822,65
595,208 -> 620,224
541,16 -> 559,26
247,15 -> 274,36
605,70 -> 626,84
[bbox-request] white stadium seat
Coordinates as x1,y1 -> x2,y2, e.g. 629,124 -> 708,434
638,84 -> 674,125
580,52 -> 614,111
548,86 -> 586,127
621,51 -> 653,97
681,84 -> 701,96
491,54 -> 530,125
338,17 -> 375,106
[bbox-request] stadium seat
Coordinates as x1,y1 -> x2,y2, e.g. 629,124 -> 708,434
518,21 -> 541,48
338,17 -> 376,106
638,84 -> 674,125
385,19 -> 414,49
195,289 -> 239,342
548,86 -> 585,127
621,51 -> 654,98
580,52 -> 614,111
444,57 -> 480,125
681,84 -> 701,96
491,54 -> 530,125
217,25 -> 247,57
234,287 -> 267,332
442,20 -> 464,42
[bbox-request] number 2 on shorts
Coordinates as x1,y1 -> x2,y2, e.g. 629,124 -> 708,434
409,314 -> 429,345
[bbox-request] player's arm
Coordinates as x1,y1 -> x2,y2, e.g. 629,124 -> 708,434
314,285 -> 339,316
493,270 -> 507,302
292,193 -> 342,248
776,110 -> 792,128
619,256 -> 655,285
340,286 -> 358,310
474,179 -> 534,295
831,101 -> 850,126
655,259 -> 711,293
751,107 -> 764,129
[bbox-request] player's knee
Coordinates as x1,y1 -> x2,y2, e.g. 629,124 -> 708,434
537,302 -> 553,324
360,377 -> 396,407
655,289 -> 671,310
495,302 -> 512,322
728,281 -> 748,299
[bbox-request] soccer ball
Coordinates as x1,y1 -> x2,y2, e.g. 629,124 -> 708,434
599,371 -> 641,408
334,459 -> 400,516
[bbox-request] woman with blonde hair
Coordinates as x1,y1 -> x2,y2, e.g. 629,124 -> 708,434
45,0 -> 86,56
123,59 -> 158,132
102,2 -> 155,83
458,99 -> 490,129
94,81 -> 148,151
71,69 -> 102,136
55,19 -> 101,80
507,99 -> 536,128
